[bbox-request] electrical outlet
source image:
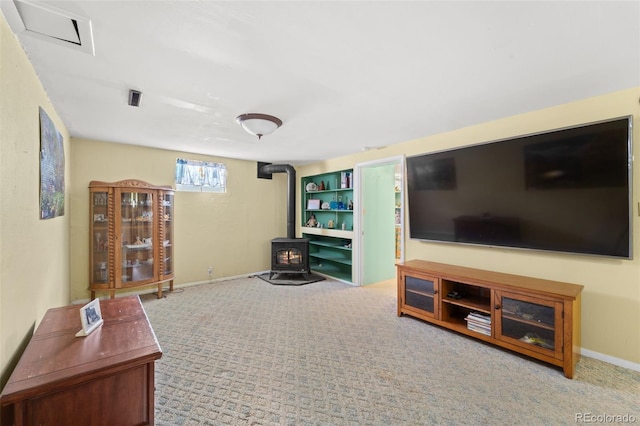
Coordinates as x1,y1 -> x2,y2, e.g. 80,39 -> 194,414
208,266 -> 213,277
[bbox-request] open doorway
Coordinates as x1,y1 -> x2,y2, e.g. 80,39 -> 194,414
353,156 -> 404,286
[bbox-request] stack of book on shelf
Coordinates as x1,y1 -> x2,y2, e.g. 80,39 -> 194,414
465,311 -> 491,336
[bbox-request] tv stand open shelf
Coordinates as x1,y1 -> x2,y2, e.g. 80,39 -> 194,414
397,260 -> 583,378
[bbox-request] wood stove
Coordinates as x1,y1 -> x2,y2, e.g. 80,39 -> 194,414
270,237 -> 310,279
260,163 -> 312,281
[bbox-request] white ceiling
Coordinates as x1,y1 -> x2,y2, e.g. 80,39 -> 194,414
2,1 -> 639,165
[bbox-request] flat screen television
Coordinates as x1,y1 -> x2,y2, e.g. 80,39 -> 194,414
406,116 -> 633,258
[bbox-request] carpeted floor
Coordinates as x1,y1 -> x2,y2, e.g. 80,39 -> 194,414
141,277 -> 639,425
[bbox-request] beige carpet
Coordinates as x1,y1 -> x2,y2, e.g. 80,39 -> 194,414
141,276 -> 639,425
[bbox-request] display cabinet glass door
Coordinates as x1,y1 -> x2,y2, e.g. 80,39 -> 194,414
495,291 -> 563,358
161,192 -> 174,277
401,272 -> 439,318
118,189 -> 157,286
91,191 -> 110,286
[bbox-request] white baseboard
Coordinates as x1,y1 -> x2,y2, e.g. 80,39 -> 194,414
73,271 -> 267,304
580,348 -> 640,372
175,271 -> 266,289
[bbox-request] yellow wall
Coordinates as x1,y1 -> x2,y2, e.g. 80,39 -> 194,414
298,87 -> 640,365
69,139 -> 288,301
1,15 -> 71,382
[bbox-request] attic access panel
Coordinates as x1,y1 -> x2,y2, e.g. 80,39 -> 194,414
13,0 -> 95,55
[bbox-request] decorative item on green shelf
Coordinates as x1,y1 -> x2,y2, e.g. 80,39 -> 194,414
307,199 -> 321,210
306,182 -> 317,192
328,219 -> 334,229
318,180 -> 325,190
348,199 -> 354,210
306,214 -> 318,227
321,202 -> 330,210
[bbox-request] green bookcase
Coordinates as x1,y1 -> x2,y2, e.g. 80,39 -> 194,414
303,234 -> 352,283
301,169 -> 354,283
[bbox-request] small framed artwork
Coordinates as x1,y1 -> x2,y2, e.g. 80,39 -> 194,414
93,213 -> 105,222
76,298 -> 104,337
307,199 -> 321,210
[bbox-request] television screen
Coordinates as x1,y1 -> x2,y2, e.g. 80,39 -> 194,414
406,116 -> 632,258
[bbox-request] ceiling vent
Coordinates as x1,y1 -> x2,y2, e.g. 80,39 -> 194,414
128,90 -> 142,107
13,0 -> 95,55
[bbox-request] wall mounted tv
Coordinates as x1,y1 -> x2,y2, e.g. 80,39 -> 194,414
406,116 -> 632,258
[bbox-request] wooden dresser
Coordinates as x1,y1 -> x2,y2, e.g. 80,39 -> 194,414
1,296 -> 162,425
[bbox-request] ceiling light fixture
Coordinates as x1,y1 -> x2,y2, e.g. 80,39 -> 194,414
236,113 -> 282,139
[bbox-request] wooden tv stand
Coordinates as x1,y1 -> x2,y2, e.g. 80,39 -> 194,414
397,260 -> 583,378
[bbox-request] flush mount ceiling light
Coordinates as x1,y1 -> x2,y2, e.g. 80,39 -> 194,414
236,113 -> 282,139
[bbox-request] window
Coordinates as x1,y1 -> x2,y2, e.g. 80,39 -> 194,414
175,158 -> 227,193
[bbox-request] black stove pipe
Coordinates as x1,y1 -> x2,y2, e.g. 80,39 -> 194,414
260,163 -> 296,239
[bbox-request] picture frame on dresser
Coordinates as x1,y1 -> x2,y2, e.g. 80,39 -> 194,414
76,298 -> 103,337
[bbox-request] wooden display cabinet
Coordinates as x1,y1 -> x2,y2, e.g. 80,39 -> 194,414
89,179 -> 174,299
397,260 -> 583,378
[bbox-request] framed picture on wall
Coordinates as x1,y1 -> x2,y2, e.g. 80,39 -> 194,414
39,107 -> 65,219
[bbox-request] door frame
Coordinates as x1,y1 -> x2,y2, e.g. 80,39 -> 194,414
353,155 -> 405,286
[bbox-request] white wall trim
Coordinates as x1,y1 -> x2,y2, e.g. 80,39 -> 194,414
72,271 -> 264,304
581,348 -> 640,372
175,271 -> 264,289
